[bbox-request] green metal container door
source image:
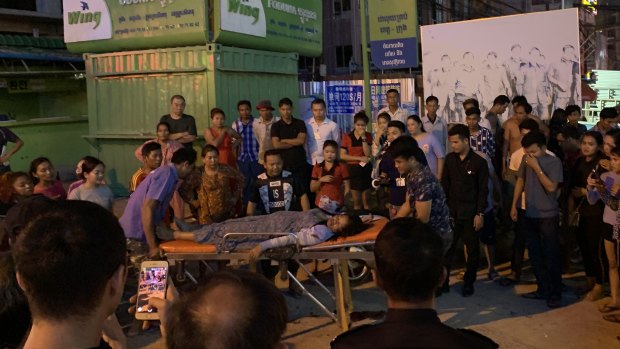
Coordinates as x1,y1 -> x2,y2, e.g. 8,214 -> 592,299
85,44 -> 298,195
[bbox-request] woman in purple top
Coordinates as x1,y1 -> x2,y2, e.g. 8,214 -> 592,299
587,145 -> 620,314
407,115 -> 445,179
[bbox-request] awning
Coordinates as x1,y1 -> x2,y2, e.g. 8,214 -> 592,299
582,82 -> 598,102
0,47 -> 83,63
0,34 -> 82,63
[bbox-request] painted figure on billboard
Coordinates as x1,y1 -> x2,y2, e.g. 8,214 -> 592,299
547,44 -> 580,111
520,47 -> 551,120
454,52 -> 482,123
504,44 -> 525,99
427,54 -> 456,122
481,51 -> 510,113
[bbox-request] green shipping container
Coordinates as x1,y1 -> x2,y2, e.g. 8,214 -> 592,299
84,44 -> 299,196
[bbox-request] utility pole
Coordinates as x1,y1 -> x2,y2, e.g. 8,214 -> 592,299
360,0 -> 373,131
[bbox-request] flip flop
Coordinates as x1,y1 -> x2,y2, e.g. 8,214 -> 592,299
599,303 -> 620,313
603,314 -> 620,323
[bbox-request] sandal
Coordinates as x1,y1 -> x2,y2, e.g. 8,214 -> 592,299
498,276 -> 516,287
603,314 -> 620,323
599,303 -> 620,313
487,270 -> 499,281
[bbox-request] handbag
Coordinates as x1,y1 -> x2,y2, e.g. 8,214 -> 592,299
568,197 -> 585,227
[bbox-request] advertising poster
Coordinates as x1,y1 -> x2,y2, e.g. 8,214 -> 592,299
300,79 -> 417,132
421,8 -> 581,123
215,0 -> 322,57
64,0 -> 207,53
368,0 -> 418,69
63,0 -> 321,56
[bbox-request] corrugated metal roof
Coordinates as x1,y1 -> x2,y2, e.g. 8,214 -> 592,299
0,34 -> 65,49
0,34 -> 82,63
0,47 -> 83,62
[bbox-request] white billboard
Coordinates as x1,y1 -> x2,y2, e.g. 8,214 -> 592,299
63,0 -> 112,43
421,8 -> 581,122
220,0 -> 267,38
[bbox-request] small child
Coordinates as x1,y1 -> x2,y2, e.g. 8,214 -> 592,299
310,140 -> 350,214
30,157 -> 66,200
68,156 -> 114,210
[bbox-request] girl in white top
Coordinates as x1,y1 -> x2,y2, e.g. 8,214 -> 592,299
68,156 -> 114,210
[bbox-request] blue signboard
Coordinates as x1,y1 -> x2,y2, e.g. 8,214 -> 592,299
326,85 -> 363,114
370,37 -> 418,69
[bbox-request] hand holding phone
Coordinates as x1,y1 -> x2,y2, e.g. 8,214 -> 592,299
135,260 -> 169,320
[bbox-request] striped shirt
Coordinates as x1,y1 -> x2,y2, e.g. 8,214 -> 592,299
232,117 -> 259,162
469,126 -> 495,159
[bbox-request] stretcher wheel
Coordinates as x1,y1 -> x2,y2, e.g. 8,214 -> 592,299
347,246 -> 372,286
175,261 -> 186,282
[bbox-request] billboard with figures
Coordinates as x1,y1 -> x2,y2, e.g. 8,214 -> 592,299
421,8 -> 581,123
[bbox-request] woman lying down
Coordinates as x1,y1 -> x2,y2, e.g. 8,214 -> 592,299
169,209 -> 368,261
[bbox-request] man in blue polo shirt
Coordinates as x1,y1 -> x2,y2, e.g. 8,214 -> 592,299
120,148 -> 196,260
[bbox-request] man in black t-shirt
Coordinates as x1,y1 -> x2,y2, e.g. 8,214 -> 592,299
160,95 -> 197,150
271,98 -> 308,174
331,218 -> 498,349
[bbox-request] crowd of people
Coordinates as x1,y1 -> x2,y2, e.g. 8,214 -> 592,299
0,89 -> 619,348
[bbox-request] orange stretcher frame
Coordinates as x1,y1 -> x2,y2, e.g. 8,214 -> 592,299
160,217 -> 388,331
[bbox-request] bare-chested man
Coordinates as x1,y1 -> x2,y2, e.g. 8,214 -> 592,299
502,102 -> 531,175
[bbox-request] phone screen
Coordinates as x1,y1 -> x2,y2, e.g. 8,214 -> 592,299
136,266 -> 168,314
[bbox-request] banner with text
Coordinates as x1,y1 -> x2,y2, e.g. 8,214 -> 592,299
63,0 -> 207,53
214,0 -> 322,57
368,0 -> 418,69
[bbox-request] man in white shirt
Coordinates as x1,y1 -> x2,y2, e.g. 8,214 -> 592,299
378,89 -> 408,124
421,95 -> 449,153
305,98 -> 340,165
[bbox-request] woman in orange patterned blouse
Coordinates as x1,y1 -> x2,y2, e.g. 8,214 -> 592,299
197,144 -> 244,224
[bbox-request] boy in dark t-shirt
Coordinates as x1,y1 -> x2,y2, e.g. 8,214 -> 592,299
245,149 -> 310,297
246,150 -> 310,216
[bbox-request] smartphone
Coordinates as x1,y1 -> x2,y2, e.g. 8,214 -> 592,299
135,260 -> 168,320
591,166 -> 600,180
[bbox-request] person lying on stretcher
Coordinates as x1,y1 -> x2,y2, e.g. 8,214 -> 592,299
168,208 -> 367,261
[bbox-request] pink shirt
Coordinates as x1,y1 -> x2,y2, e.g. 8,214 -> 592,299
34,180 -> 67,200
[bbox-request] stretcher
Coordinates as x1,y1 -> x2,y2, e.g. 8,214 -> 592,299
160,216 -> 388,331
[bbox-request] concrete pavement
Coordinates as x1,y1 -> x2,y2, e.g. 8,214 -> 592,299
127,261 -> 620,349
